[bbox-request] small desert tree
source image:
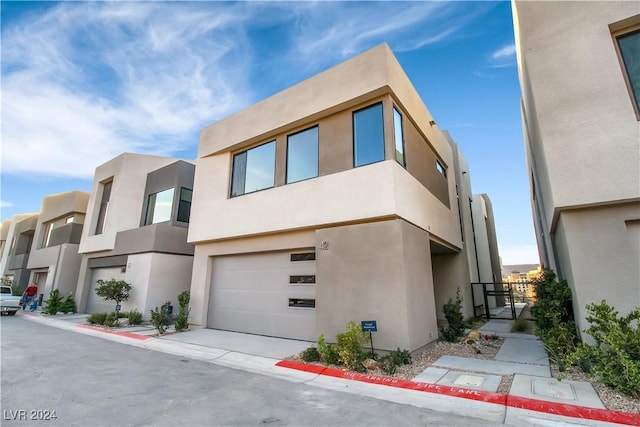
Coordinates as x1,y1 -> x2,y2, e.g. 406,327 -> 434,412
95,279 -> 132,313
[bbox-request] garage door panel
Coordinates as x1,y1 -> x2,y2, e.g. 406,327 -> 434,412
208,251 -> 316,341
86,266 -> 125,314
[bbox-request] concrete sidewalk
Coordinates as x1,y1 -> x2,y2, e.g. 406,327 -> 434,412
14,311 -> 640,427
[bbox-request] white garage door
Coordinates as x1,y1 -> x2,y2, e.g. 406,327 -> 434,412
86,266 -> 125,314
208,250 -> 316,341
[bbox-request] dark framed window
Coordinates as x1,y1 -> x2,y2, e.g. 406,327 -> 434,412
393,107 -> 406,167
145,188 -> 174,225
231,141 -> 276,197
436,159 -> 447,177
353,103 -> 385,167
95,180 -> 112,235
288,298 -> 315,308
289,275 -> 316,284
290,252 -> 316,262
616,29 -> 640,117
287,126 -> 318,184
177,188 -> 192,223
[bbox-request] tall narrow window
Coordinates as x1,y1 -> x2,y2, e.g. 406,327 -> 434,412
231,141 -> 276,197
436,159 -> 447,177
353,103 -> 385,167
42,223 -> 54,247
286,126 -> 318,184
393,107 -> 406,167
145,188 -> 175,225
617,29 -> 640,116
177,188 -> 192,223
95,180 -> 112,235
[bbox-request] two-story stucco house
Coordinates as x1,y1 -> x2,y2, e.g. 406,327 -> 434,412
0,213 -> 39,290
513,1 -> 640,334
25,191 -> 89,301
75,153 -> 196,317
188,44 -> 502,351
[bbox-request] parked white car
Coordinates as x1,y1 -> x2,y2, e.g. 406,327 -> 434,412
0,285 -> 22,316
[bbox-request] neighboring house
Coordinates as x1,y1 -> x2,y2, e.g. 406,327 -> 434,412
75,153 -> 195,318
188,44 -> 501,351
513,1 -> 640,334
0,220 -> 10,274
26,191 -> 89,302
0,213 -> 39,290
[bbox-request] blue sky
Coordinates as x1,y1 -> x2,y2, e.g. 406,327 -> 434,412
0,1 -> 538,265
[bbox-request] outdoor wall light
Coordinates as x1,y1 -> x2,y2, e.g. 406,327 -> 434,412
429,120 -> 436,126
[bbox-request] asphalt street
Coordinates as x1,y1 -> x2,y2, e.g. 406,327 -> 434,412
0,316 -> 496,427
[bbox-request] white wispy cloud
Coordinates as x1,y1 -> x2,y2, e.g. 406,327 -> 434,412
489,43 -> 516,68
0,201 -> 14,208
288,2 -> 493,70
2,2 -> 253,178
1,1 -> 492,180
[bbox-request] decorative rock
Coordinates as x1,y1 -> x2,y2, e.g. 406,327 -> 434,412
362,358 -> 382,370
292,353 -> 303,360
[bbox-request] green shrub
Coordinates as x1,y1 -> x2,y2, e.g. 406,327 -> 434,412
174,291 -> 191,332
531,270 -> 574,333
334,321 -> 369,370
61,294 -> 76,314
317,334 -> 339,365
42,289 -> 64,315
578,301 -> 640,397
103,311 -> 120,328
380,348 -> 412,374
128,309 -> 143,326
150,306 -> 169,335
441,288 -> 465,342
87,312 -> 107,325
117,311 -> 129,318
513,316 -> 529,332
530,269 -> 579,370
301,346 -> 321,362
94,279 -> 132,313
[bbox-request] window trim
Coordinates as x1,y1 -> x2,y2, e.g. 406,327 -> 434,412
286,125 -> 319,184
612,21 -> 640,120
177,187 -> 192,223
95,179 -> 113,235
436,159 -> 447,177
230,140 -> 277,197
144,187 -> 175,226
352,102 -> 386,168
392,106 -> 406,167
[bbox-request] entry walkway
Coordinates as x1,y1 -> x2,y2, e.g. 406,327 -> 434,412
14,310 -> 639,426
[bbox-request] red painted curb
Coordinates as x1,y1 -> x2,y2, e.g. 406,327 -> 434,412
276,360 -> 640,426
507,395 -> 640,426
76,324 -> 150,341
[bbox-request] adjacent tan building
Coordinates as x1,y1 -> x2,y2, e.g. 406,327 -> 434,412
189,44 -> 502,351
513,1 -> 640,334
0,213 -> 39,290
75,153 -> 196,317
27,191 -> 89,300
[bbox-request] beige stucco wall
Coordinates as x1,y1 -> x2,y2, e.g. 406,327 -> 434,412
514,1 -> 640,335
316,219 -> 439,351
554,202 -> 640,334
79,153 -> 179,254
514,1 -> 640,228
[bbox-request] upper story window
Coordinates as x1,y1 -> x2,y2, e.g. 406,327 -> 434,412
42,223 -> 54,248
145,188 -> 175,225
615,28 -> 640,117
353,103 -> 385,167
436,159 -> 447,177
177,188 -> 192,223
95,180 -> 112,235
393,107 -> 406,167
286,126 -> 319,184
65,216 -> 74,224
231,141 -> 276,197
